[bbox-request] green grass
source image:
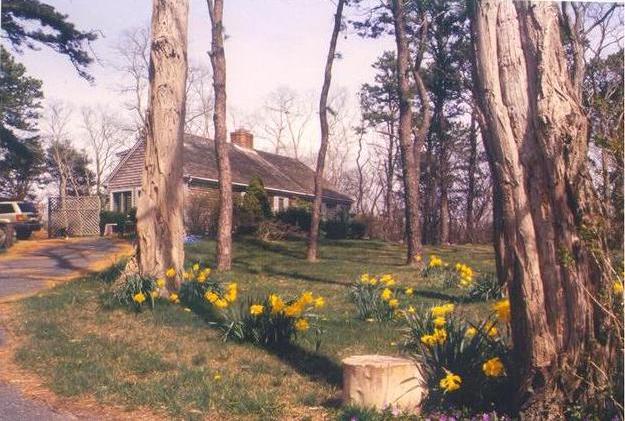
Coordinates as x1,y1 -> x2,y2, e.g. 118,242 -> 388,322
9,237 -> 495,420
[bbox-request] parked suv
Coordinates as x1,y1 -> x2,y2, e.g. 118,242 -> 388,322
0,201 -> 43,239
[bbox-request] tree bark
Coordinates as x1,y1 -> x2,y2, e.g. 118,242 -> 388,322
307,0 -> 345,262
465,113 -> 477,243
207,0 -> 233,271
392,0 -> 422,265
470,0 -> 615,414
136,0 -> 189,288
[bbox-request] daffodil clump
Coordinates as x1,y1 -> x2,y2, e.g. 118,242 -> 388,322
111,273 -> 164,312
350,273 -> 414,321
455,263 -> 474,287
422,255 -> 453,285
177,263 -> 223,304
212,290 -> 325,347
402,301 -> 513,412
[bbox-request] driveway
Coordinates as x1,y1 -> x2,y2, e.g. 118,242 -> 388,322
0,237 -> 133,420
0,237 -> 133,301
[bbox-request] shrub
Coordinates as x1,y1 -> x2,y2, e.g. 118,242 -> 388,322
402,300 -> 513,414
237,177 -> 272,232
349,273 -> 413,321
467,272 -> 504,301
323,219 -> 349,239
349,220 -> 367,239
99,211 -> 126,235
205,289 -> 325,348
276,206 -> 311,231
256,220 -> 289,241
186,192 -> 217,236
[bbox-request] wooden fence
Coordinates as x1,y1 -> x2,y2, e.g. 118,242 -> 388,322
48,196 -> 101,237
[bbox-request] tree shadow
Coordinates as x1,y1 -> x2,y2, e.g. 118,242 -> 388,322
263,343 -> 343,387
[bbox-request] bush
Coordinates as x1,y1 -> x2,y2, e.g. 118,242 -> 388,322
349,273 -> 413,321
401,300 -> 513,414
256,220 -> 290,241
205,289 -> 325,348
323,219 -> 349,239
99,211 -> 126,235
186,192 -> 217,236
349,220 -> 367,239
276,206 -> 311,231
237,177 -> 272,232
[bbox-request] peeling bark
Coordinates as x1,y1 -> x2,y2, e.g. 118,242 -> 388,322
136,0 -> 189,288
470,0 -> 614,414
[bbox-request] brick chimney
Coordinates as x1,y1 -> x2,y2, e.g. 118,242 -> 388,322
230,128 -> 254,149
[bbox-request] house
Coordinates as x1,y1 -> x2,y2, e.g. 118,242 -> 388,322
105,130 -> 353,227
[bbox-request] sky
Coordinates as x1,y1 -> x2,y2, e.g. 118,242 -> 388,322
8,0 -> 395,153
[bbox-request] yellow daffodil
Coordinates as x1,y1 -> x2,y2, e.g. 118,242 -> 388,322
381,288 -> 392,301
492,299 -> 511,324
407,305 -> 416,314
388,298 -> 399,309
360,273 -> 371,284
156,278 -> 165,289
192,263 -> 200,271
169,293 -> 180,304
613,281 -> 624,295
483,357 -> 505,377
250,304 -> 264,316
440,372 -> 462,392
133,292 -> 146,304
485,322 -> 498,337
214,373 -> 221,381
294,318 -> 309,331
204,291 -> 219,303
421,334 -> 437,347
314,296 -> 325,308
269,294 -> 285,313
433,328 -> 447,344
165,267 -> 176,278
433,316 -> 446,328
151,290 -> 159,299
197,273 -> 207,283
214,298 -> 228,309
405,287 -> 414,296
381,274 -> 395,286
284,302 -> 303,317
415,254 -> 422,262
431,303 -> 454,318
300,291 -> 314,305
429,255 -> 444,268
183,271 -> 191,280
465,327 -> 478,338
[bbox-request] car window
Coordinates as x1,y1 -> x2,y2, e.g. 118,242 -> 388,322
18,202 -> 37,213
0,204 -> 14,214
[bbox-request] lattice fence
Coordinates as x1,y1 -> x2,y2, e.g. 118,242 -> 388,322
48,196 -> 101,237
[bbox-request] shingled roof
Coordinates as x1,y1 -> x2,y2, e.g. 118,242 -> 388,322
106,134 -> 353,204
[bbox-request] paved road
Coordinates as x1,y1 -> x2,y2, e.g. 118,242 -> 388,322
0,237 -> 132,420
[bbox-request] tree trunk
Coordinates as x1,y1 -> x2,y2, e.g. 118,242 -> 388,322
307,0 -> 345,262
207,0 -> 233,271
392,0 -> 422,265
465,113 -> 477,243
136,0 -> 189,288
470,1 -> 615,414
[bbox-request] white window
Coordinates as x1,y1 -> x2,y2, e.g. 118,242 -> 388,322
111,190 -> 133,213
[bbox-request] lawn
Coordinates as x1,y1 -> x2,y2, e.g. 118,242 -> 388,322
6,238 -> 496,420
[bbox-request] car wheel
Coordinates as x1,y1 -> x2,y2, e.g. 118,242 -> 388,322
16,229 -> 31,240
0,225 -> 7,248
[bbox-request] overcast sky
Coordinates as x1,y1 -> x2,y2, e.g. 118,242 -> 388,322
8,0 -> 394,152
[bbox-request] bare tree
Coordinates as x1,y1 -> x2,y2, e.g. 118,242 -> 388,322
81,107 -> 127,205
470,1 -> 616,414
136,0 -> 189,288
258,86 -> 314,159
42,102 -> 73,200
307,0 -> 346,262
207,0 -> 233,271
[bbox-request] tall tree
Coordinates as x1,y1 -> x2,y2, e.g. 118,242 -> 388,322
1,0 -> 97,81
136,0 -> 189,288
391,0 -> 423,265
0,46 -> 45,199
307,0 -> 346,262
207,0 -> 233,271
470,1 -> 617,414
